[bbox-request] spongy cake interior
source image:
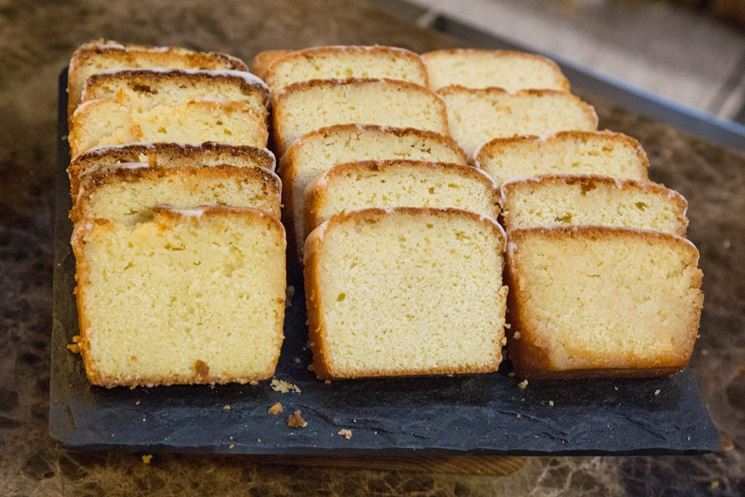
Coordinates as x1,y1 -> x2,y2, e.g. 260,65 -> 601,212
75,209 -> 285,386
424,51 -> 567,91
441,89 -> 597,157
307,161 -> 499,232
508,229 -> 702,373
70,99 -> 267,156
74,166 -> 281,223
478,133 -> 647,184
501,176 -> 687,235
266,47 -> 427,90
274,80 -> 448,152
309,209 -> 507,377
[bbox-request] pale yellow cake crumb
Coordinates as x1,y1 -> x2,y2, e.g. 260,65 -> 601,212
271,379 -> 301,393
338,428 -> 353,440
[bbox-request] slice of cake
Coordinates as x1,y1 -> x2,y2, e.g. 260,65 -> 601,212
279,124 -> 467,258
72,165 -> 281,223
505,226 -> 703,379
72,206 -> 286,387
81,69 -> 269,120
262,45 -> 429,91
476,131 -> 649,185
439,86 -> 598,158
68,142 -> 275,198
251,49 -> 293,79
67,39 -> 248,117
304,160 -> 500,234
272,79 -> 449,155
304,208 -> 508,379
423,49 -> 569,91
500,175 -> 688,235
69,99 -> 268,158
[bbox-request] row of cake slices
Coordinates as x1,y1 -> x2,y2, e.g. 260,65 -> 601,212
257,46 -> 703,381
66,41 -> 289,388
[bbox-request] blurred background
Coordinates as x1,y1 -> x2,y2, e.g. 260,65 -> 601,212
371,0 -> 745,127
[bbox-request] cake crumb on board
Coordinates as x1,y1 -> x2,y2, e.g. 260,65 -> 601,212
338,428 -> 353,440
271,378 -> 301,394
267,402 -> 284,416
517,379 -> 529,390
141,454 -> 153,465
287,409 -> 308,428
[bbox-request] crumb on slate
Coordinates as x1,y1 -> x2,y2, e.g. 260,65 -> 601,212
549,400 -> 554,407
267,402 -> 283,416
338,428 -> 353,440
508,372 -> 516,378
516,413 -> 522,420
307,363 -> 315,372
287,409 -> 308,429
654,389 -> 661,396
324,380 -> 331,385
141,454 -> 153,465
135,400 -> 141,406
710,480 -> 720,490
271,378 -> 301,394
223,404 -> 231,411
228,443 -> 235,449
517,379 -> 528,390
294,357 -> 302,364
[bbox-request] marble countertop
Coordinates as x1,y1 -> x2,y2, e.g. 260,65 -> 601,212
1,0 -> 743,495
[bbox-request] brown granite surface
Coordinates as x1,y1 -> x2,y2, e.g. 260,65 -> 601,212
0,0 -> 743,495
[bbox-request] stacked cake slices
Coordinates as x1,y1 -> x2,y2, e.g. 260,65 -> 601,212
259,45 -> 507,379
67,40 -> 285,387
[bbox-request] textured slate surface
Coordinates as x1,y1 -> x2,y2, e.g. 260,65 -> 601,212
49,70 -> 719,456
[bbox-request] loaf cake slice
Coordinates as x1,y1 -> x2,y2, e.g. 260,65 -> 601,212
305,160 -> 499,234
476,131 -> 648,185
279,124 -> 467,258
423,49 -> 569,91
272,79 -> 449,155
439,86 -> 598,158
69,99 -> 268,157
500,175 -> 688,235
68,142 -> 275,198
72,206 -> 286,387
262,45 -> 429,91
304,208 -> 508,379
81,69 -> 269,120
505,226 -> 703,379
72,165 -> 281,223
67,39 -> 248,117
251,49 -> 293,79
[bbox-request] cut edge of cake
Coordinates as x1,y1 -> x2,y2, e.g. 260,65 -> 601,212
504,225 -> 703,380
499,174 -> 689,236
72,204 -> 286,388
303,207 -> 508,380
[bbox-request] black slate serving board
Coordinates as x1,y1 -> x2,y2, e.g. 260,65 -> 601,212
50,70 -> 720,455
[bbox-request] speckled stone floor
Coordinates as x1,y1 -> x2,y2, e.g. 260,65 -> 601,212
0,1 -> 743,495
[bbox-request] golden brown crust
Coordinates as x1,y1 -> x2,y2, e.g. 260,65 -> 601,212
68,142 -> 275,197
499,174 -> 689,235
67,39 -> 248,117
304,159 -> 499,235
422,48 -> 570,91
251,49 -> 293,79
504,226 -> 703,380
475,130 -> 649,179
263,45 -> 429,89
271,78 -> 450,155
71,164 -> 282,222
72,206 -> 286,388
82,69 -> 269,106
304,207 -> 506,380
438,85 -> 598,131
